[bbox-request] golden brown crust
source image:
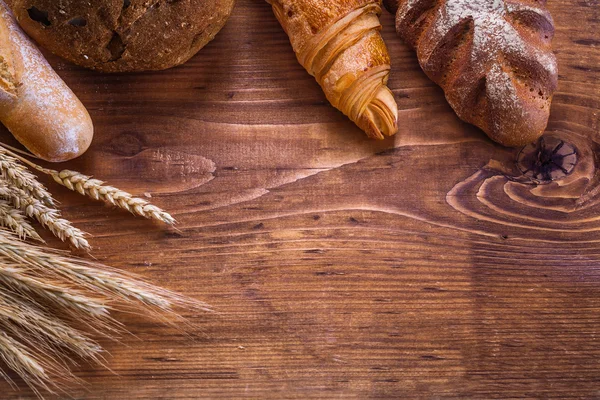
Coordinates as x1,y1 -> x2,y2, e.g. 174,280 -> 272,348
394,0 -> 558,147
6,0 -> 235,73
0,1 -> 93,162
268,0 -> 398,139
0,22 -> 18,97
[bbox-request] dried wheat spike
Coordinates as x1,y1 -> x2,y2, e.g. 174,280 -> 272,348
0,331 -> 59,396
0,258 -> 109,319
45,169 -> 176,224
0,228 -> 208,396
0,151 -> 55,206
0,201 -> 42,242
0,228 -> 209,314
0,184 -> 91,251
0,288 -> 103,362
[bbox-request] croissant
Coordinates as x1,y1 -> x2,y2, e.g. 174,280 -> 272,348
267,0 -> 398,139
385,0 -> 558,147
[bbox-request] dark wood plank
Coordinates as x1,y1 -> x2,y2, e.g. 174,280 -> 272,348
0,0 -> 599,398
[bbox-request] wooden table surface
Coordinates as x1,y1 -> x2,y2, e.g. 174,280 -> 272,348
2,0 -> 600,398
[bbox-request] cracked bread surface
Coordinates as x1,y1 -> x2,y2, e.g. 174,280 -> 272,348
6,0 -> 235,72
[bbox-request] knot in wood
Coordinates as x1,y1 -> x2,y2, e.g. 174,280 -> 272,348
517,136 -> 577,183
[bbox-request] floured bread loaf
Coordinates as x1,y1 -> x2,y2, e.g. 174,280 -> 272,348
385,0 -> 558,147
6,0 -> 235,72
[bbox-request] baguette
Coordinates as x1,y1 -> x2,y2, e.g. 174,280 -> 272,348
267,0 -> 398,139
386,0 -> 558,147
0,0 -> 92,162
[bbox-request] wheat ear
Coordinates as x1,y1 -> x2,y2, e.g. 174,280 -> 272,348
0,145 -> 175,225
0,287 -> 103,362
0,229 -> 208,394
0,228 -> 209,315
0,184 -> 91,251
0,200 -> 42,242
45,169 -> 176,224
0,151 -> 55,206
0,261 -> 109,319
0,331 -> 64,397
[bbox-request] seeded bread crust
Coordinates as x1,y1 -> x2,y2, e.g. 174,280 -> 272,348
6,0 -> 235,73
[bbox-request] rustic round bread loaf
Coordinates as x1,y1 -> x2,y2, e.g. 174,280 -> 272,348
5,0 -> 235,72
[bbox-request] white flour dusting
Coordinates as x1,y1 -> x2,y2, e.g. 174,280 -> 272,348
397,0 -> 558,140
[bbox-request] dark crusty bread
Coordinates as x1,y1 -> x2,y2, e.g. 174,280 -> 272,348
6,0 -> 235,72
385,0 -> 558,147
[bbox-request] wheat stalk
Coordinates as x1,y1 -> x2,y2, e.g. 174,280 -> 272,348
0,331 -> 64,397
0,184 -> 91,251
0,143 -> 199,397
0,151 -> 54,206
0,145 -> 176,233
34,254 -> 200,315
0,287 -> 103,362
0,228 -> 209,315
0,146 -> 175,225
0,200 -> 42,242
44,169 -> 176,225
0,262 -> 109,319
0,229 -> 200,307
0,228 -> 207,395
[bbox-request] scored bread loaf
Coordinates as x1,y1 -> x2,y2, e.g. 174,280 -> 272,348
267,0 -> 398,140
0,0 -> 93,162
6,0 -> 235,73
385,0 -> 558,147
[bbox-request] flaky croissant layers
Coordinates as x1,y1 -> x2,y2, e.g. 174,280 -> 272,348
267,0 -> 399,139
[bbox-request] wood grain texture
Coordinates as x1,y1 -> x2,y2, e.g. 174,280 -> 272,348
0,0 -> 599,398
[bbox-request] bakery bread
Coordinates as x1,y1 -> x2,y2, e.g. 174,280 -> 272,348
0,0 -> 93,162
386,0 -> 558,147
267,0 -> 398,140
6,0 -> 235,72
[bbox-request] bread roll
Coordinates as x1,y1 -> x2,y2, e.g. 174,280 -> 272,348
386,0 -> 558,147
6,0 -> 236,73
0,0 -> 93,162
